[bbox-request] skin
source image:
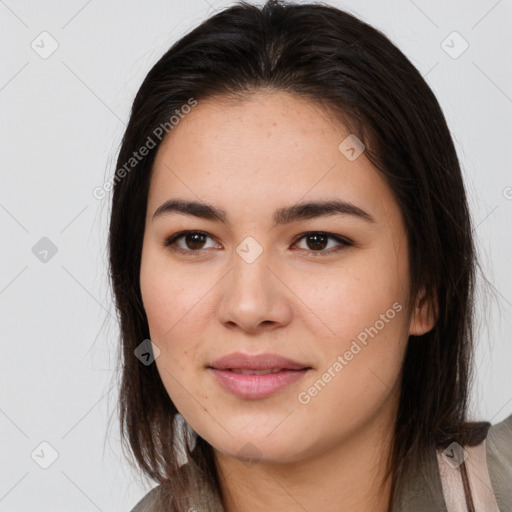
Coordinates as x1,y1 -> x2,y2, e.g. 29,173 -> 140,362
139,90 -> 436,512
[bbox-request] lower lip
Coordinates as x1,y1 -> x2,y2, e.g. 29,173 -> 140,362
208,368 -> 310,399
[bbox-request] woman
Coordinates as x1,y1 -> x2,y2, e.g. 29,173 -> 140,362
108,1 -> 512,510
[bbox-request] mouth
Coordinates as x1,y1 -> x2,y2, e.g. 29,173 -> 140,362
207,352 -> 312,399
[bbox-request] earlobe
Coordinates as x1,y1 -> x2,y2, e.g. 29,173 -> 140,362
409,287 -> 438,336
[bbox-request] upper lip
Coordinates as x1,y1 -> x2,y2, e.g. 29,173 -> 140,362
208,352 -> 311,371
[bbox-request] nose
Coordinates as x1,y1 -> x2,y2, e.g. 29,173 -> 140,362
216,247 -> 293,333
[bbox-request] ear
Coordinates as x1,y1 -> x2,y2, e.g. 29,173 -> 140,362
409,287 -> 438,336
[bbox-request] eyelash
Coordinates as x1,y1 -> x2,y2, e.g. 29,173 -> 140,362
163,231 -> 352,258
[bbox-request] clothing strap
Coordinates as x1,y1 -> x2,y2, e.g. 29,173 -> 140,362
436,438 -> 500,511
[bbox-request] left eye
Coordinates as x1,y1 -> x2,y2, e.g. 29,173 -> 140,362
293,232 -> 352,255
163,231 -> 352,256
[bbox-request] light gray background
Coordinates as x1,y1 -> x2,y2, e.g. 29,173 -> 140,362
1,0 -> 511,510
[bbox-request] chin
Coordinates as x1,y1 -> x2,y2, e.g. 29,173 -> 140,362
211,433 -> 310,466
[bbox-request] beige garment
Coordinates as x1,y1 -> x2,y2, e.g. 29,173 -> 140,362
130,413 -> 512,511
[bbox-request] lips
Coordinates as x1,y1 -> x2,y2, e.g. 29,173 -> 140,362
207,352 -> 312,399
208,352 -> 311,371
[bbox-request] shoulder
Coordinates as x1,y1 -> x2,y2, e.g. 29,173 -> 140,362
486,412 -> 512,510
130,484 -> 162,512
486,412 -> 512,461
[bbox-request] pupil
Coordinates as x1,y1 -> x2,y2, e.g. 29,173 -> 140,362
187,233 -> 205,250
307,234 -> 327,250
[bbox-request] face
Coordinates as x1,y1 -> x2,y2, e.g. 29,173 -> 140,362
139,90 -> 435,465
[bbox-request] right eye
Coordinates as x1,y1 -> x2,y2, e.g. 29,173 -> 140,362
163,231 -> 220,255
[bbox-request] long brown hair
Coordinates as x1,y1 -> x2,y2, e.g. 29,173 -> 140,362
108,1 -> 494,509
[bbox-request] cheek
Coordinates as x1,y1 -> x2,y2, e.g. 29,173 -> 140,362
140,247 -> 211,342
292,268 -> 408,438
139,254 -> 208,402
139,251 -> 222,402
292,246 -> 409,393
294,252 -> 407,340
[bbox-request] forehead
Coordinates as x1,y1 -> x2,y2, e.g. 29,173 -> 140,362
148,91 -> 400,228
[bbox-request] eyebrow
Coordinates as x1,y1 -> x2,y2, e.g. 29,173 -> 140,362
152,198 -> 376,226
